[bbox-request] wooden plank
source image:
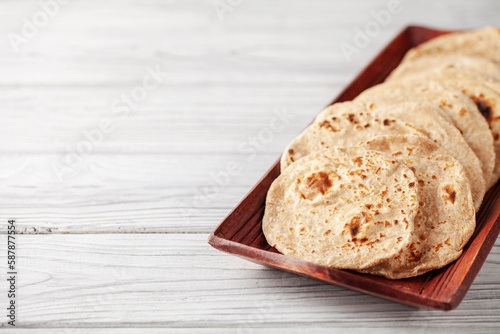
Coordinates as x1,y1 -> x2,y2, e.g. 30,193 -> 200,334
8,329 -> 500,334
1,234 -> 500,329
0,89 -> 324,154
7,328 -> 500,334
0,152 -> 284,233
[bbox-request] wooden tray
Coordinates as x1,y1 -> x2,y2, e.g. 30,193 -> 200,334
207,26 -> 500,310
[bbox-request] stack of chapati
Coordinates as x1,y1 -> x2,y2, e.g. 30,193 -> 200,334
263,26 -> 500,279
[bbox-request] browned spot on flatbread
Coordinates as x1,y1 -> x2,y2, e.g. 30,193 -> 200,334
406,242 -> 423,263
353,237 -> 368,243
421,140 -> 439,154
318,120 -> 338,132
352,156 -> 363,167
459,108 -> 467,117
383,119 -> 395,126
347,212 -> 373,243
318,120 -> 330,128
439,100 -> 452,109
347,113 -> 356,123
301,172 -> 332,199
442,185 -> 456,204
471,96 -> 493,121
349,213 -> 363,237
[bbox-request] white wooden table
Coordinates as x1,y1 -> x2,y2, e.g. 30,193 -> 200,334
1,0 -> 500,332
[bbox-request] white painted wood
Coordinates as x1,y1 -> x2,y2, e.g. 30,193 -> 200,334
1,0 -> 500,331
10,329 -> 499,334
0,152 -> 283,233
0,234 -> 499,331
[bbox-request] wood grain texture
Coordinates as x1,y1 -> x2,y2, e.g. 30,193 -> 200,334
1,0 -> 500,331
2,234 -> 500,330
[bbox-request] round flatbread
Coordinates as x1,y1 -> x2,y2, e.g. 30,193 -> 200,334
356,81 -> 495,188
401,26 -> 500,64
356,97 -> 485,211
388,55 -> 500,82
280,101 -> 426,171
394,66 -> 500,188
358,135 -> 475,279
263,146 -> 419,270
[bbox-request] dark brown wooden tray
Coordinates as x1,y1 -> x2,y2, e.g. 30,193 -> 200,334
207,25 -> 500,310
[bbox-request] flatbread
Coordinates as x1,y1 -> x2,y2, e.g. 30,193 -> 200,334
388,55 -> 500,82
356,81 -> 495,189
401,26 -> 500,64
280,101 -> 426,171
392,66 -> 500,188
355,97 -> 485,211
263,146 -> 419,270
358,135 -> 475,279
